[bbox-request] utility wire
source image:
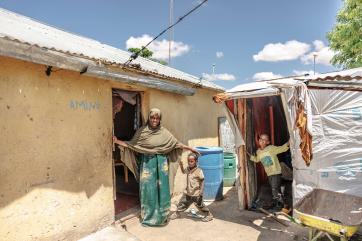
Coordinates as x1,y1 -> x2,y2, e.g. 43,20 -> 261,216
124,0 -> 208,66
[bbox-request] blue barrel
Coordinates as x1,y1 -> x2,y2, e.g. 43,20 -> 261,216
196,147 -> 224,201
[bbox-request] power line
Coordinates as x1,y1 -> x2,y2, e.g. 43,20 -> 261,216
124,0 -> 208,66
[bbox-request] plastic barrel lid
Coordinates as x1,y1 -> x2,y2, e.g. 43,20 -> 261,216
223,152 -> 235,158
196,146 -> 223,154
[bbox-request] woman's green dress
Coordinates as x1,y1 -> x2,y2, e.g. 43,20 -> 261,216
139,154 -> 170,226
121,122 -> 183,226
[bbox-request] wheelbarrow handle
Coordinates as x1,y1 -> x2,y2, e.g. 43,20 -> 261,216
258,208 -> 288,227
274,212 -> 301,225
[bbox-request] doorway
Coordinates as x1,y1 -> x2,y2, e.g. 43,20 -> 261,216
245,95 -> 292,210
112,89 -> 142,216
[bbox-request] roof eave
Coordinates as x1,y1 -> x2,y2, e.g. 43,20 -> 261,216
0,37 -> 201,95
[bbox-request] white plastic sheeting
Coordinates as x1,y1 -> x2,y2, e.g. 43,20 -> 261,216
228,81 -> 274,93
222,69 -> 362,204
230,78 -> 362,203
293,88 -> 362,201
226,81 -> 279,98
223,104 -> 245,148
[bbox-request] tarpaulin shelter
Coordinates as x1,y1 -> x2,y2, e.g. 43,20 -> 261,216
214,68 -> 362,209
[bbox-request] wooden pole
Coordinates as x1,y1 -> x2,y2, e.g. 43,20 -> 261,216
112,124 -> 117,200
237,99 -> 248,209
269,105 -> 275,145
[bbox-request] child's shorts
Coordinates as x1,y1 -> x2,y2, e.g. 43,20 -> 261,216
177,195 -> 209,213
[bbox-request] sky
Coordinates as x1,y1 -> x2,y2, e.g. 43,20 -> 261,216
0,0 -> 343,89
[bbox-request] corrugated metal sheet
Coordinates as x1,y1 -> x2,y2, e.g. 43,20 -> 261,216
217,68 -> 362,101
304,68 -> 362,81
0,8 -> 224,91
226,68 -> 362,94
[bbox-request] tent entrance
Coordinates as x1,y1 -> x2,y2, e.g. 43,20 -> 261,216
245,95 -> 292,209
112,89 -> 142,217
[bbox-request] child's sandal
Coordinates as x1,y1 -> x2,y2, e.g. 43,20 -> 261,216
201,215 -> 213,222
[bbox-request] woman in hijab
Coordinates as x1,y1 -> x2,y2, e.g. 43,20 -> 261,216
113,108 -> 199,226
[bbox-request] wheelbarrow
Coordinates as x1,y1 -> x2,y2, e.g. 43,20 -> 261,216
290,189 -> 362,241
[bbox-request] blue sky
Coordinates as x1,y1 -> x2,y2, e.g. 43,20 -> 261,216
0,0 -> 343,89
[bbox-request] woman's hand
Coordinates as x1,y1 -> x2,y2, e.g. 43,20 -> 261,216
180,144 -> 201,156
113,136 -> 120,145
113,136 -> 127,147
191,148 -> 201,156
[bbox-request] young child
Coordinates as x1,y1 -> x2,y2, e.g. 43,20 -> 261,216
249,134 -> 290,210
170,153 -> 213,222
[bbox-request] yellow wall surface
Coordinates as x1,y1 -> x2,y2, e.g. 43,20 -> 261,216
0,56 -> 224,240
0,57 -> 115,241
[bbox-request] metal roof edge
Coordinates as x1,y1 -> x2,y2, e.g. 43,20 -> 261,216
0,37 -> 197,95
0,7 -> 224,92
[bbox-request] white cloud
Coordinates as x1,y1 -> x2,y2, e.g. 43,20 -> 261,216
253,40 -> 310,62
216,51 -> 224,58
126,34 -> 190,60
202,73 -> 236,81
252,72 -> 283,81
313,40 -> 325,51
292,70 -> 319,76
301,40 -> 335,66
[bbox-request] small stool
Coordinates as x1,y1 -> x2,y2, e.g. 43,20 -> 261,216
115,161 -> 129,183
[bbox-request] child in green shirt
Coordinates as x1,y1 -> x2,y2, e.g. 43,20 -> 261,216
249,134 -> 290,209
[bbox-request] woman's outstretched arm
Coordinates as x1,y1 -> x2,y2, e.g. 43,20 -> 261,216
113,136 -> 128,147
179,144 -> 201,155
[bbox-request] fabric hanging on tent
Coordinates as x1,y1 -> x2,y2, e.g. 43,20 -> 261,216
226,99 -> 234,114
213,93 -> 231,103
112,89 -> 138,105
295,101 -> 313,165
294,84 -> 313,165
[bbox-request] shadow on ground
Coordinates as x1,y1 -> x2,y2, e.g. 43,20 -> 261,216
125,186 -> 310,241
204,187 -> 307,241
124,187 -> 362,241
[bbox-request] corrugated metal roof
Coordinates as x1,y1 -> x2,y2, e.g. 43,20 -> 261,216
0,8 -> 224,91
227,68 -> 362,93
217,68 -> 362,101
304,67 -> 362,81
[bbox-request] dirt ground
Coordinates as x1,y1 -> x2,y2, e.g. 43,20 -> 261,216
124,187 -> 309,241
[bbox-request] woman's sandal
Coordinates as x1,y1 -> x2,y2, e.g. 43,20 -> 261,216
169,212 -> 180,220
